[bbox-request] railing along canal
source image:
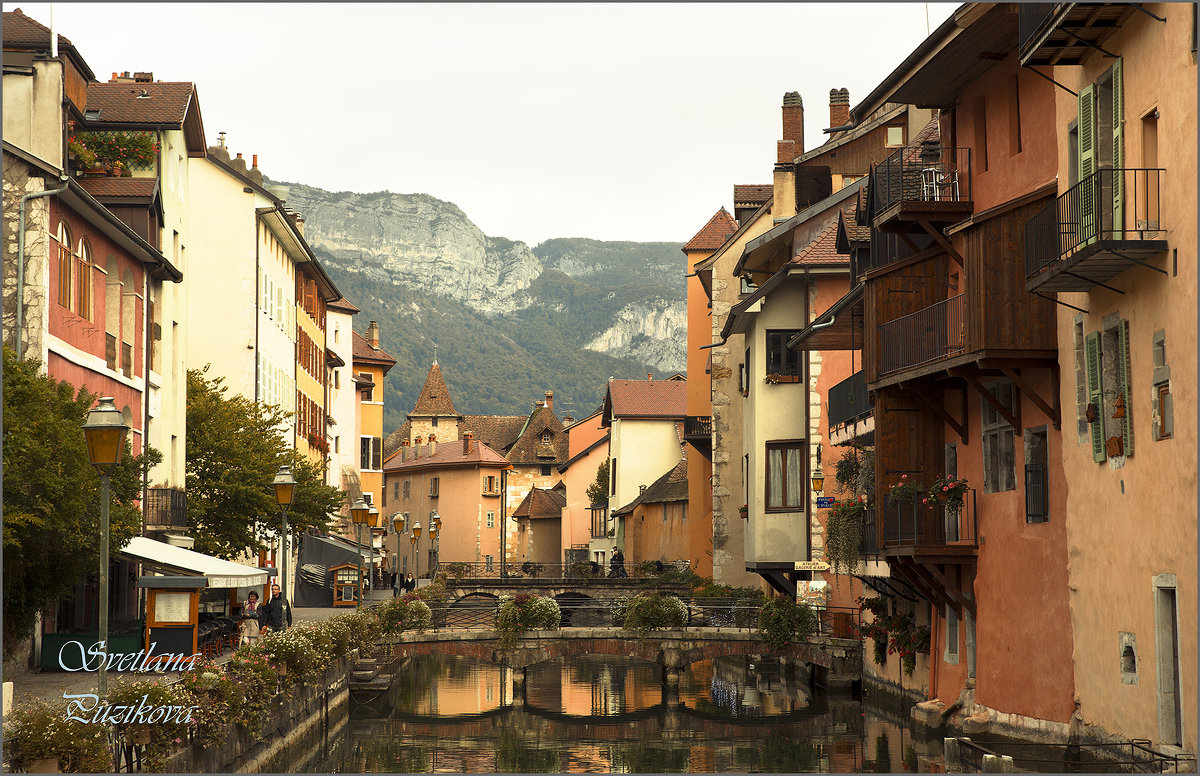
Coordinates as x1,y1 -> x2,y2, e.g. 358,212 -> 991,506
438,559 -> 691,580
948,736 -> 1197,773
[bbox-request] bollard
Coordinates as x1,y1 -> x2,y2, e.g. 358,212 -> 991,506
944,737 -> 964,773
981,754 -> 1014,773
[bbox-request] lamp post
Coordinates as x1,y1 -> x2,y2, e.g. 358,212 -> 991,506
272,465 -> 297,598
499,465 -> 512,578
349,498 -> 369,608
428,513 -> 441,577
367,504 -> 380,592
82,397 -> 130,700
411,521 -> 422,582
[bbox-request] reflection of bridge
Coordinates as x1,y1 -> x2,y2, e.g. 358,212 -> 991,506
386,628 -> 861,684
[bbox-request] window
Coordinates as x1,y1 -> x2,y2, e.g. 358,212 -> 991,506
974,95 -> 988,173
742,346 -> 751,397
403,480 -> 410,499
56,222 -> 73,309
1024,426 -> 1049,523
944,604 -> 959,664
75,238 -> 92,319
358,372 -> 373,401
486,511 -> 495,528
610,459 -> 617,495
333,369 -> 339,389
1151,330 -> 1172,442
393,480 -> 400,500
1009,73 -> 1022,156
541,465 -> 552,476
662,503 -> 668,523
885,124 -> 905,147
485,555 -> 494,572
431,416 -> 438,428
360,436 -> 381,470
981,380 -> 1016,493
765,330 -> 802,380
541,430 -> 551,443
429,477 -> 439,497
1085,319 -> 1134,463
484,475 -> 498,494
362,492 -> 372,505
739,275 -> 758,295
765,440 -> 805,511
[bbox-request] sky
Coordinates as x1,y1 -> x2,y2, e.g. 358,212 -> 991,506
21,2 -> 958,246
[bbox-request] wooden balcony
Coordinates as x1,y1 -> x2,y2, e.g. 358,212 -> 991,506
1020,3 -> 1140,67
144,487 -> 188,531
684,415 -> 712,458
1025,168 -> 1168,293
872,146 -> 973,233
879,294 -> 965,376
829,370 -> 872,446
880,490 -> 978,562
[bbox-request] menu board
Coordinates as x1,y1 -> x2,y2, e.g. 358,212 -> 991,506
154,592 -> 192,623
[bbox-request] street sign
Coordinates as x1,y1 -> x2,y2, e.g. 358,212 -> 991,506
815,497 -> 835,509
794,560 -> 830,572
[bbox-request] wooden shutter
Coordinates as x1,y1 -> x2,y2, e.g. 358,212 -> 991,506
1085,331 -> 1106,462
1116,319 -> 1133,457
1078,84 -> 1097,245
1111,59 -> 1124,238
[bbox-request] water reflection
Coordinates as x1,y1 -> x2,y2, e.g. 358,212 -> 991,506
306,654 -> 942,773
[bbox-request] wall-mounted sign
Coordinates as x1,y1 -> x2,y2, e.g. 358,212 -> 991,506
794,560 -> 830,571
816,497 -> 836,509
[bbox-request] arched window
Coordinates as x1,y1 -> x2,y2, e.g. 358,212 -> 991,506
56,222 -> 73,309
120,268 -> 136,376
75,238 -> 92,320
104,257 -> 121,371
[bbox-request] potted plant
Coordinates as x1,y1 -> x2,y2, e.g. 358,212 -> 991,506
738,504 -> 749,519
2,699 -> 112,773
886,474 -> 922,504
924,474 -> 968,516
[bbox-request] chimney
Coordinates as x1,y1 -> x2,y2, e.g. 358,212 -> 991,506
648,373 -> 653,381
829,88 -> 850,130
230,153 -> 247,175
368,321 -> 380,349
463,432 -> 475,455
779,91 -> 804,163
401,439 -> 410,462
639,484 -> 647,494
414,435 -> 423,452
563,414 -> 574,426
111,72 -> 119,81
544,390 -> 553,411
429,434 -> 437,457
292,213 -> 304,235
133,72 -> 153,83
246,154 -> 263,186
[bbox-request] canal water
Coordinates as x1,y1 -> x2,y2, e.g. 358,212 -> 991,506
298,654 -> 946,773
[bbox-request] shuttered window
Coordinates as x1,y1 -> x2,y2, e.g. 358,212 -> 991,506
1085,332 -> 1106,462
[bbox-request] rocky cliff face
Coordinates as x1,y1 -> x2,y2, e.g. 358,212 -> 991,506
277,181 -> 686,373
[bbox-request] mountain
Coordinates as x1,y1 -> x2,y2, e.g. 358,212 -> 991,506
274,181 -> 686,432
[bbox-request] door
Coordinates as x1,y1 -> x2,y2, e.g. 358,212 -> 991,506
1155,585 -> 1183,746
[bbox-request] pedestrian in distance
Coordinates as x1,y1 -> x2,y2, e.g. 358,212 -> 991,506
238,591 -> 261,647
611,548 -> 627,578
258,582 -> 293,633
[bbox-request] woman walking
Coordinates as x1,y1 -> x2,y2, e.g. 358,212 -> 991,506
239,591 -> 262,647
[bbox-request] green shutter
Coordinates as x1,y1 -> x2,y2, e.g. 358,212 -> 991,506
1117,319 -> 1133,457
1085,331 -> 1106,462
1111,59 -> 1124,239
1078,84 -> 1097,246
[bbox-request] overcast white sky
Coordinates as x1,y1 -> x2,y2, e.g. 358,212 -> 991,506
22,2 -> 957,246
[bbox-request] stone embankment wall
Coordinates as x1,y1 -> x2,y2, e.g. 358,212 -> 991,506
162,656 -> 350,773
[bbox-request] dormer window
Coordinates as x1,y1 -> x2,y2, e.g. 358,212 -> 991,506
541,430 -> 552,443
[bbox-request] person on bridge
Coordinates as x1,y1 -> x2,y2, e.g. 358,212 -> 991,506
610,548 -> 627,578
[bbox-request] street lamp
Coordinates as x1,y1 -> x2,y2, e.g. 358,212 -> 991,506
411,520 -> 422,582
82,397 -> 129,700
428,513 -> 441,576
367,504 -> 380,592
272,465 -> 296,598
349,498 -> 369,609
810,471 -> 825,494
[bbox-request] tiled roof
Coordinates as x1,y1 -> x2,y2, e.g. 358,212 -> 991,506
902,115 -> 941,164
86,81 -> 195,126
327,296 -> 360,314
790,216 -> 849,266
613,458 -> 687,516
461,415 -> 527,454
75,176 -> 158,199
410,362 -> 458,416
382,437 -> 509,473
511,487 -> 566,520
841,200 -> 870,244
2,9 -> 73,48
604,379 -> 686,422
506,405 -> 568,465
693,196 -> 772,273
351,330 -> 396,368
682,208 -> 739,253
733,185 -> 772,207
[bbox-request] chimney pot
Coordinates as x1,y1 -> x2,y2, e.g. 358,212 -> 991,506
367,320 -> 380,349
781,90 -> 805,157
544,390 -> 553,410
252,154 -> 258,169
236,153 -> 242,159
429,435 -> 437,456
828,87 -> 851,129
111,72 -> 118,81
648,373 -> 653,380
463,432 -> 474,455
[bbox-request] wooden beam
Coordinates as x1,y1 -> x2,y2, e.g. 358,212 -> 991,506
903,559 -> 962,619
921,562 -> 973,617
910,387 -> 967,444
959,372 -> 1022,432
959,385 -> 970,445
891,558 -> 951,611
918,220 -> 966,269
1000,367 -> 1061,430
898,232 -> 922,254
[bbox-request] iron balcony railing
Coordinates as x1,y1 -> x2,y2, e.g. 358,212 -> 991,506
863,229 -> 936,275
144,487 -> 187,529
684,415 -> 712,441
1025,168 -> 1165,279
1025,464 -> 1049,524
879,294 -> 965,374
873,146 -> 972,215
859,508 -> 879,556
829,370 -> 870,432
1017,3 -> 1058,54
882,489 -> 977,549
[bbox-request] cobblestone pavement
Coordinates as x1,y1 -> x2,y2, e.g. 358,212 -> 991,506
7,604 -> 371,709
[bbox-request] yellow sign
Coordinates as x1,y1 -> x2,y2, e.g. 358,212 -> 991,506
793,560 -> 830,571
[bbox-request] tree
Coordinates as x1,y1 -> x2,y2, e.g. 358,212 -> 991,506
585,459 -> 609,506
185,368 -> 342,559
2,347 -> 158,654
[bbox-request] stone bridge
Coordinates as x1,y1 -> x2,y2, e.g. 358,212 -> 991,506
445,579 -> 691,603
385,628 -> 861,686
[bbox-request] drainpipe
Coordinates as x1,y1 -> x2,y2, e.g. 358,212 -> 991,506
16,176 -> 70,357
809,312 -> 837,331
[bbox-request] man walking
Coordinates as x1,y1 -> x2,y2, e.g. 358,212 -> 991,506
258,582 -> 293,633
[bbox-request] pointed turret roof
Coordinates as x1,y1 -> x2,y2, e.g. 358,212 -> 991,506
410,361 -> 458,417
682,207 -> 739,253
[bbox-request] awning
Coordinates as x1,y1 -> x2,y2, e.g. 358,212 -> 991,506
787,283 -> 864,351
121,536 -> 269,588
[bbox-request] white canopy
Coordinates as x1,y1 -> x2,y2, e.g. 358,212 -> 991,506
121,536 -> 269,588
